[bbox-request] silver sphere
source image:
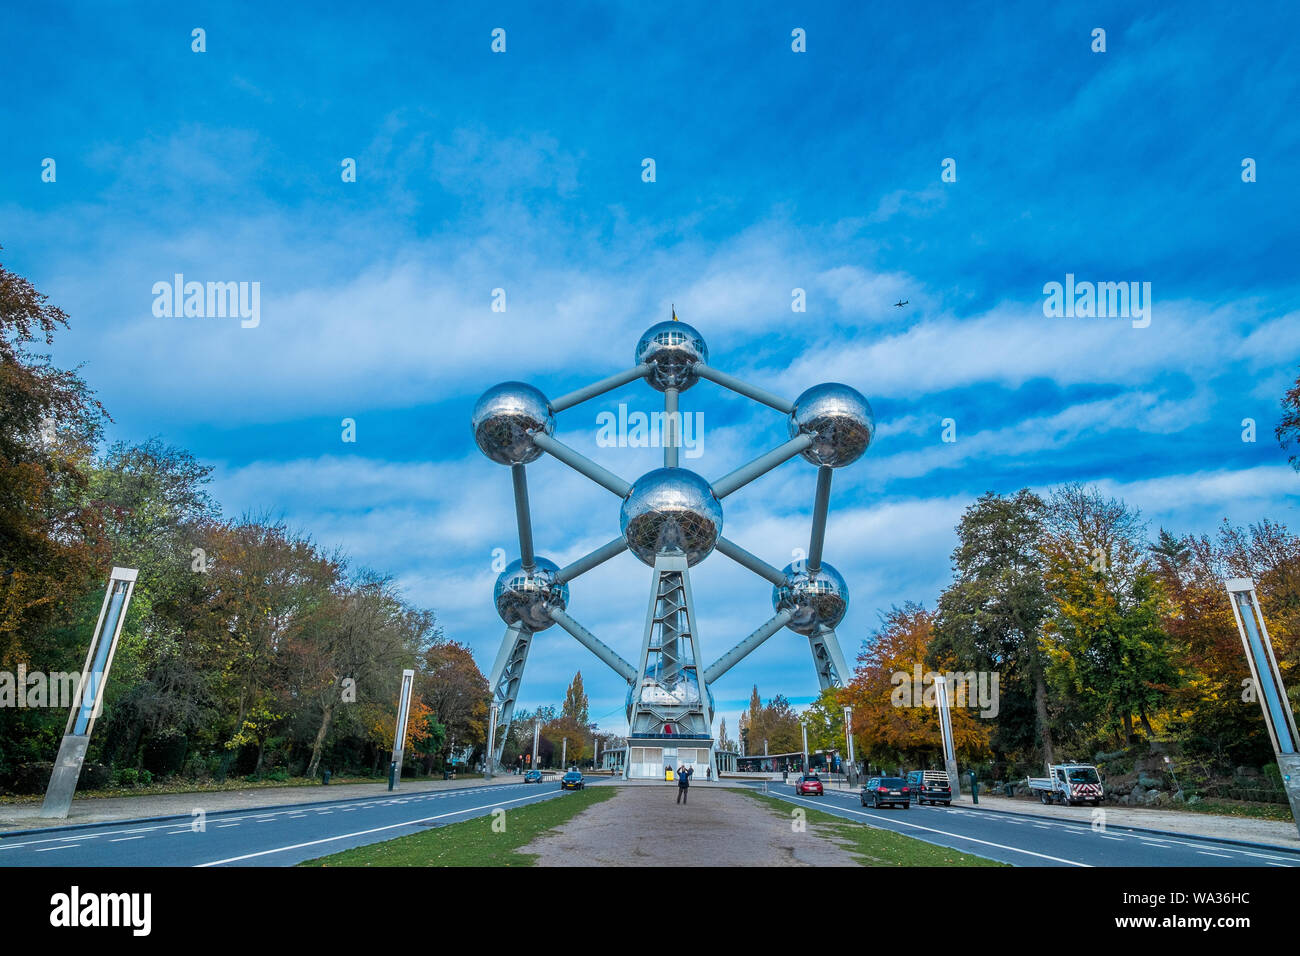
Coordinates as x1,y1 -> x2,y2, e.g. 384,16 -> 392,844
472,382 -> 554,466
494,557 -> 568,631
788,383 -> 874,468
772,561 -> 848,635
635,320 -> 708,392
620,468 -> 722,567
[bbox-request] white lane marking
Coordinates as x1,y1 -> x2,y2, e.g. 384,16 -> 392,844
1198,851 -> 1232,859
779,793 -> 1092,867
1265,862 -> 1291,867
110,836 -> 144,843
37,845 -> 78,852
1141,842 -> 1168,849
216,824 -> 240,829
196,791 -> 568,867
1100,836 -> 1124,842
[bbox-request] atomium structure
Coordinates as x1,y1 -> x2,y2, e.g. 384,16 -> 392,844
473,314 -> 874,778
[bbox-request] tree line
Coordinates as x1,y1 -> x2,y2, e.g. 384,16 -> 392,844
0,254 -> 489,793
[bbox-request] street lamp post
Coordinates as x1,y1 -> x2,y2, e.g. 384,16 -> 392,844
801,721 -> 809,775
843,704 -> 855,786
486,703 -> 499,779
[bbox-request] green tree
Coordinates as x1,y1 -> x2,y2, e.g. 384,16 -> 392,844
561,671 -> 589,725
931,489 -> 1055,768
1039,485 -> 1179,747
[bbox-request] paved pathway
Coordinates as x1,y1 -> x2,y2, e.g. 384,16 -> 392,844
520,784 -> 860,866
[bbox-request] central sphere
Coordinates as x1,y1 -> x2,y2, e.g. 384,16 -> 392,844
472,382 -> 554,466
620,468 -> 722,567
772,561 -> 849,635
494,557 -> 568,631
635,320 -> 708,392
788,383 -> 875,468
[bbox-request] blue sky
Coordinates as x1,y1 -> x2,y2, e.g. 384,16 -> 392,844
4,1 -> 1299,735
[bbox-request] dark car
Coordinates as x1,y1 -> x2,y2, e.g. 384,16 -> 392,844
561,771 -> 585,790
523,769 -> 543,783
794,773 -> 824,796
906,770 -> 953,806
861,776 -> 910,809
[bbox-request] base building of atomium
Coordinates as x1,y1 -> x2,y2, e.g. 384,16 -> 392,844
472,314 -> 874,779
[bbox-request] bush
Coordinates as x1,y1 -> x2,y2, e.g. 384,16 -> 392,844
139,769 -> 153,787
80,763 -> 110,789
10,761 -> 54,795
183,753 -> 210,782
113,767 -> 139,788
264,769 -> 289,782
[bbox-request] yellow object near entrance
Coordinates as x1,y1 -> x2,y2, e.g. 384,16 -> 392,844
665,768 -> 674,781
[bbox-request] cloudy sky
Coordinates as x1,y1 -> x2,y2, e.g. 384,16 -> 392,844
4,2 -> 1298,734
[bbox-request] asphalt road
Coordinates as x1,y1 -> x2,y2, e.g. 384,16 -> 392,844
5,777 -> 1298,867
739,781 -> 1300,867
0,779 -> 590,867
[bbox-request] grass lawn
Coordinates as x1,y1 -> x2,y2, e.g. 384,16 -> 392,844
299,786 -> 615,867
741,790 -> 1007,867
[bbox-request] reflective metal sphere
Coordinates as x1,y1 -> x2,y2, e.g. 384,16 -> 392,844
788,383 -> 874,468
635,320 -> 708,392
494,557 -> 568,631
620,468 -> 722,567
772,561 -> 849,635
472,382 -> 554,465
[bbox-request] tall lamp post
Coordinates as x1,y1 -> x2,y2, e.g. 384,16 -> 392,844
1227,578 -> 1300,836
843,704 -> 855,785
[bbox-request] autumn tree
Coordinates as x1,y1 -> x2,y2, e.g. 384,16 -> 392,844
0,252 -> 108,663
842,603 -> 990,769
422,637 -> 488,769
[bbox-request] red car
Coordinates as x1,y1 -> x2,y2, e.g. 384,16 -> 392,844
795,773 -> 824,796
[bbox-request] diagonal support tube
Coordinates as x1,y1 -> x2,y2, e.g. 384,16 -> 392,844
809,625 -> 851,690
703,609 -> 794,684
548,606 -> 638,683
694,363 -> 795,414
714,536 -> 788,588
807,465 -> 832,573
711,433 -> 813,499
550,364 -> 652,413
555,537 -> 628,584
511,464 -> 535,570
532,432 -> 633,497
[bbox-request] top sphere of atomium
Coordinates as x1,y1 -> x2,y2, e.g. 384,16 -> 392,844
494,557 -> 568,631
620,467 -> 722,567
635,320 -> 708,392
472,382 -> 555,466
772,561 -> 848,635
788,383 -> 875,468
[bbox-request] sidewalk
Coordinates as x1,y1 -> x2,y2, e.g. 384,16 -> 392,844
954,793 -> 1300,850
0,775 -> 524,833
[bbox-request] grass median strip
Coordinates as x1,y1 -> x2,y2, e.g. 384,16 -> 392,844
298,787 -> 615,867
740,790 -> 1007,867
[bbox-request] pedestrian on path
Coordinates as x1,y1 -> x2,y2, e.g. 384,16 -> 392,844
676,764 -> 693,804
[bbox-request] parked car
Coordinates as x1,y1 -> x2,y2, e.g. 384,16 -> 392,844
523,769 -> 543,783
906,770 -> 953,806
795,773 -> 824,796
561,771 -> 585,790
861,776 -> 910,809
